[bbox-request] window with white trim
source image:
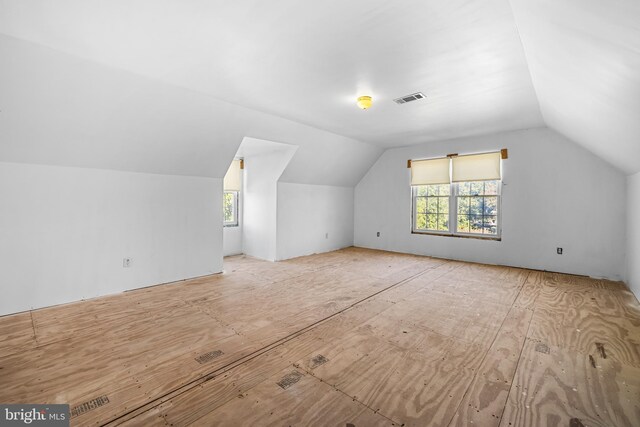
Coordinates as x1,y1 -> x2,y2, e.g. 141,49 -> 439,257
413,183 -> 450,232
410,151 -> 503,239
223,191 -> 238,226
223,159 -> 242,227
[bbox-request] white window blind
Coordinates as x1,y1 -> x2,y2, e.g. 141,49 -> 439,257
452,152 -> 501,182
410,158 -> 451,186
224,159 -> 242,191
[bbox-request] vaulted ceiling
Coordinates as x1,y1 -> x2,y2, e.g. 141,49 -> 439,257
0,0 -> 638,174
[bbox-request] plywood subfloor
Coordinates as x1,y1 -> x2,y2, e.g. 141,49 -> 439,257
1,247 -> 639,426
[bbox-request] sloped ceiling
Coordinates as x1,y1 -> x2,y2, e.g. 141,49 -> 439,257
0,35 -> 381,186
0,0 -> 638,174
0,1 -> 543,148
510,0 -> 640,174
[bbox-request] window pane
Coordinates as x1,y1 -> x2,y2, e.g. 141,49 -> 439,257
416,186 -> 428,197
415,197 -> 427,213
223,192 -> 236,224
457,182 -> 471,196
416,213 -> 427,229
427,214 -> 437,230
437,214 -> 449,231
457,197 -> 470,215
484,181 -> 498,195
426,197 -> 439,214
470,182 -> 483,196
484,197 -> 498,216
470,215 -> 483,233
436,184 -> 450,196
483,216 -> 497,235
439,197 -> 449,213
457,215 -> 470,232
469,197 -> 483,216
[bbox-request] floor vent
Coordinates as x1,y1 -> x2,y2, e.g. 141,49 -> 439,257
310,354 -> 329,369
277,371 -> 303,390
534,343 -> 550,354
393,92 -> 426,105
195,350 -> 224,364
70,395 -> 110,418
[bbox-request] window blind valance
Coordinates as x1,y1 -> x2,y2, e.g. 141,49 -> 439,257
224,159 -> 242,191
410,151 -> 503,185
410,158 -> 450,186
452,152 -> 501,182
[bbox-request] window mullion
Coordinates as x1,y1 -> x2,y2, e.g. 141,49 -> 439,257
450,182 -> 456,235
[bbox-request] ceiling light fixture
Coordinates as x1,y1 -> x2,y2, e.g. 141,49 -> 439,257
357,96 -> 372,110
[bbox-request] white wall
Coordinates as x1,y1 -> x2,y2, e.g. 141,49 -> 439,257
0,36 -> 382,315
276,183 -> 354,260
0,162 -> 222,316
223,203 -> 242,256
242,149 -> 296,261
355,128 -> 626,280
627,172 -> 640,299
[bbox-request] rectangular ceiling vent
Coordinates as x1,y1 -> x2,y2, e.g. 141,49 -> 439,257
393,92 -> 426,105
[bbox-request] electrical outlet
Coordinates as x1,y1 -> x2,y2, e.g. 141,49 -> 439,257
123,258 -> 132,268
557,248 -> 563,255
325,232 -> 329,239
376,231 -> 380,237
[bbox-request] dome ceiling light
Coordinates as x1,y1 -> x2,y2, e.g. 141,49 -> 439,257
357,96 -> 372,110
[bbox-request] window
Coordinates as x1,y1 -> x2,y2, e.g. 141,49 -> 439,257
456,181 -> 499,235
223,159 -> 242,227
410,151 -> 503,239
223,191 -> 238,226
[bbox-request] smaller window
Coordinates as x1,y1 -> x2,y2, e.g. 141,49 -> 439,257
223,191 -> 238,227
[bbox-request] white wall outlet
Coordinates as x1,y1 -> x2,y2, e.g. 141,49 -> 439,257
325,232 -> 329,239
123,258 -> 132,268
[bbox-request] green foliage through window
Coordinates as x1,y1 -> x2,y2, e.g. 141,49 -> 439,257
455,181 -> 499,235
412,180 -> 500,237
414,184 -> 449,232
224,191 -> 238,226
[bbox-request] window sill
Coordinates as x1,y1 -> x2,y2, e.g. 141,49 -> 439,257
411,230 -> 501,241
224,224 -> 239,228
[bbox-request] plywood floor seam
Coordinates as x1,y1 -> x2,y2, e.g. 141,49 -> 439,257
447,270 -> 530,420
0,247 -> 638,427
104,257 -> 440,426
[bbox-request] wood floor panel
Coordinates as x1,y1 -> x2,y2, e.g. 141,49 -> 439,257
529,306 -> 640,368
191,367 -> 394,426
448,377 -> 511,427
1,247 -> 639,426
0,311 -> 36,358
512,271 -> 544,310
499,339 -> 640,427
369,341 -> 484,426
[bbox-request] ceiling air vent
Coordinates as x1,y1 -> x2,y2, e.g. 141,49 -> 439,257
393,92 -> 426,105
